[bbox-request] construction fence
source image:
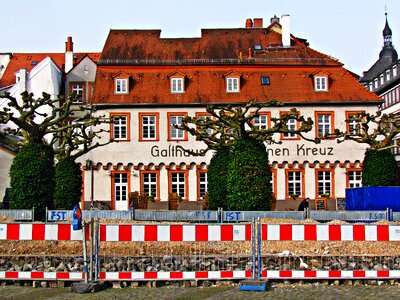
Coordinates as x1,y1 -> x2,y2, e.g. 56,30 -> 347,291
0,222 -> 399,282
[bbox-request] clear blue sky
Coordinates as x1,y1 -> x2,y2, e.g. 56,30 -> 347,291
0,0 -> 398,75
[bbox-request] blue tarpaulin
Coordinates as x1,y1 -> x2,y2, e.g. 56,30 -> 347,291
346,187 -> 400,211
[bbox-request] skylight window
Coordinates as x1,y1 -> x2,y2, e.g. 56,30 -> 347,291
261,76 -> 270,85
253,44 -> 262,51
31,61 -> 37,66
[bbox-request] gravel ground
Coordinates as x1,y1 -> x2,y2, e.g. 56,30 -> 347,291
0,283 -> 399,300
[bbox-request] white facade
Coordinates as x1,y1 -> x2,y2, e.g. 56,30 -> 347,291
79,103 -> 374,210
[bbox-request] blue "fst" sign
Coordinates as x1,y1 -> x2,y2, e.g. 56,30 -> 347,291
224,211 -> 242,221
50,211 -> 67,221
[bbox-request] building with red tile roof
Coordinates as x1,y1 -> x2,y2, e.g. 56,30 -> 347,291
48,17 -> 384,210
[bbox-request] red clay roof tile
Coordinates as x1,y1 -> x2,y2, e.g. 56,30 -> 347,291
92,24 -> 380,105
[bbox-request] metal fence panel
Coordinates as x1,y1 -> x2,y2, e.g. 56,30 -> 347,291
133,210 -> 218,222
310,210 -> 387,222
47,210 -> 133,221
392,212 -> 400,221
222,211 -> 306,222
0,209 -> 33,221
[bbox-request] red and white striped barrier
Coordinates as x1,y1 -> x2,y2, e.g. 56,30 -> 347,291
99,224 -> 251,242
0,271 -> 84,280
261,270 -> 400,280
1,223 -> 400,242
1,270 -> 400,281
261,224 -> 400,241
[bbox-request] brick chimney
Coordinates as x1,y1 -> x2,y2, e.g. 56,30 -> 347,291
281,14 -> 291,47
65,36 -> 74,73
245,18 -> 253,28
253,18 -> 263,28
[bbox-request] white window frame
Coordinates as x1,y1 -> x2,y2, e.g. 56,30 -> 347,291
170,115 -> 184,140
283,118 -> 297,138
317,114 -> 331,137
374,78 -> 378,89
254,114 -> 269,130
113,116 -> 128,140
171,172 -> 186,198
199,172 -> 208,199
380,74 -> 384,86
226,77 -> 239,93
115,78 -> 128,94
393,65 -> 397,77
347,114 -> 361,135
348,170 -> 362,188
143,172 -> 157,198
317,171 -> 331,196
71,83 -> 83,103
386,70 -> 391,82
315,76 -> 327,91
287,171 -> 302,197
114,173 -> 128,202
142,115 -> 156,140
171,78 -> 184,93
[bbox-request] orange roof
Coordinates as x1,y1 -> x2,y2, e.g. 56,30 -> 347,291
99,26 -> 339,65
92,23 -> 380,105
92,65 -> 382,105
0,52 -> 101,88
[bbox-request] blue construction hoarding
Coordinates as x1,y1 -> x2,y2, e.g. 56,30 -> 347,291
346,187 -> 400,211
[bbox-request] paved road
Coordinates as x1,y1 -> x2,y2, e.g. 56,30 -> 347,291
0,283 -> 399,300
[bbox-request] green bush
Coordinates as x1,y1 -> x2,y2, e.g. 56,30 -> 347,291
9,143 -> 55,221
362,149 -> 397,186
207,148 -> 231,210
54,157 -> 82,209
226,137 -> 272,211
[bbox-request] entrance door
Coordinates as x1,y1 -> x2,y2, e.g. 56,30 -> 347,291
114,173 -> 129,211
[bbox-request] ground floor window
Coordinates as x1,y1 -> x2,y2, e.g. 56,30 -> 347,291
316,169 -> 333,198
347,169 -> 362,188
286,170 -> 304,199
141,171 -> 159,199
169,171 -> 188,199
197,170 -> 208,199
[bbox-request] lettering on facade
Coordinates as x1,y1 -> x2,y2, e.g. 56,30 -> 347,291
151,145 -> 202,157
266,144 -> 334,157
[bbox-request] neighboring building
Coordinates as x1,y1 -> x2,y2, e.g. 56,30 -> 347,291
0,38 -> 100,203
0,139 -> 16,203
79,15 -> 382,211
360,13 -> 400,158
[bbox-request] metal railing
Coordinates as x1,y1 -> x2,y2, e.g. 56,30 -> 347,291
99,56 -> 333,66
46,208 -> 395,223
47,209 -> 132,222
0,209 -> 34,221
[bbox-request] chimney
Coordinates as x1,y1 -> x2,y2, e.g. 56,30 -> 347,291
281,14 -> 291,47
15,68 -> 27,93
253,18 -> 263,28
65,36 -> 74,73
245,18 -> 253,28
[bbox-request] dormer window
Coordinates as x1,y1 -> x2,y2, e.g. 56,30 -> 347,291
312,70 -> 330,92
224,70 -> 241,93
113,72 -> 130,94
227,78 -> 239,92
315,76 -> 327,91
171,78 -> 184,93
115,78 -> 128,94
168,71 -> 186,94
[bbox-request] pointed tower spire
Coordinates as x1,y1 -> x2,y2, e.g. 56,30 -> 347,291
383,11 -> 393,48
